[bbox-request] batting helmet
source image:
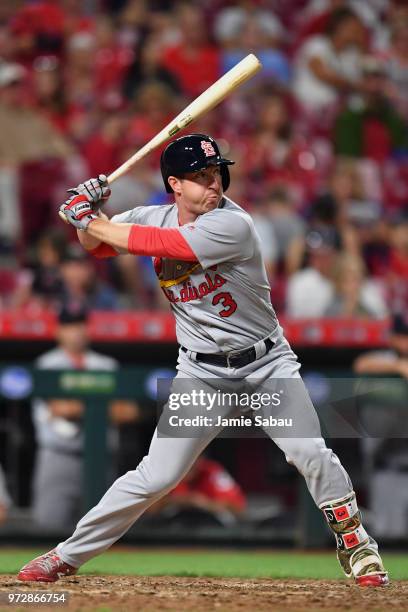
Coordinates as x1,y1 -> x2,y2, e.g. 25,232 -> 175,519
160,134 -> 234,194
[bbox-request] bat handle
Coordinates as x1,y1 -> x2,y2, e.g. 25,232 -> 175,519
59,209 -> 69,224
58,206 -> 103,225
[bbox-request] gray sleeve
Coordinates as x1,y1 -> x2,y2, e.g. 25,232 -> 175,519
110,207 -> 155,255
178,210 -> 255,268
111,206 -> 150,225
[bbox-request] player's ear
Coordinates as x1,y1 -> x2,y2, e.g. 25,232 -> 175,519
168,175 -> 182,195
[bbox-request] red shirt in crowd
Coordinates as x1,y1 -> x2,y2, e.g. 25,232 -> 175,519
161,45 -> 220,98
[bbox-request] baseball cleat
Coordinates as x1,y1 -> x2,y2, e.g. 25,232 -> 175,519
17,549 -> 77,582
348,543 -> 389,587
356,573 -> 389,587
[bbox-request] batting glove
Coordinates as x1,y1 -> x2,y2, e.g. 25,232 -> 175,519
67,174 -> 111,210
60,194 -> 99,231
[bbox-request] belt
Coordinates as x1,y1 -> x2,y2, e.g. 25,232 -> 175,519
181,337 -> 274,369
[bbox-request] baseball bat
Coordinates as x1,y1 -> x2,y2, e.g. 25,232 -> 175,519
59,53 -> 262,223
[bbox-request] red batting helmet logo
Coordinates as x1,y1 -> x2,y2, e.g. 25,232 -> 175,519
201,140 -> 216,157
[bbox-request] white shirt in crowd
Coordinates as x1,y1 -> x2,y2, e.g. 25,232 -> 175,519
293,35 -> 361,110
286,269 -> 387,318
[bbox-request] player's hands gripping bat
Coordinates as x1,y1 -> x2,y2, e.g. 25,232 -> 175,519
59,194 -> 99,231
61,174 -> 110,230
67,174 -> 111,211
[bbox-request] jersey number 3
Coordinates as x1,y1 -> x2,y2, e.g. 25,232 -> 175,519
212,292 -> 237,318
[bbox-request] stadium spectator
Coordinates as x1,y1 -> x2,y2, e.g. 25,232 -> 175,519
294,0 -> 384,52
31,56 -> 69,134
334,56 -> 408,161
92,15 -> 135,106
214,4 -> 290,87
285,228 -> 338,318
234,84 -> 323,207
0,60 -> 74,246
291,167 -> 362,279
293,7 -> 366,116
110,252 -> 167,310
160,3 -> 221,98
58,244 -> 120,311
127,81 -> 180,163
116,0 -> 151,51
248,90 -> 292,170
251,203 -> 278,282
30,231 -> 66,302
294,0 -> 347,50
64,30 -> 98,113
64,0 -> 96,38
214,1 -> 284,50
104,149 -> 161,216
9,0 -> 66,65
0,0 -> 15,28
385,214 -> 408,314
11,229 -> 67,310
31,303 -> 139,529
382,13 -> 408,120
312,158 -> 371,255
252,186 -> 306,278
0,59 -> 72,164
81,112 -> 129,177
328,156 -> 370,208
123,34 -> 181,100
266,186 -> 306,275
324,252 -> 387,318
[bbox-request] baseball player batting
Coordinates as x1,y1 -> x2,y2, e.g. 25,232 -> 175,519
18,134 -> 388,586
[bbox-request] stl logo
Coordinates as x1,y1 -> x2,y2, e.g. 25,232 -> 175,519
201,140 -> 216,157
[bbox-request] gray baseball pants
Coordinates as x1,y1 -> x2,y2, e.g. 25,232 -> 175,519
33,448 -> 82,530
57,326 -> 352,568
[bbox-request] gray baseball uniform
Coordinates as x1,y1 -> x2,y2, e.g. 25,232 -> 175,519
57,197 -> 354,567
33,348 -> 117,529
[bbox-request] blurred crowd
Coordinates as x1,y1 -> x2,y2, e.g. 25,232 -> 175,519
0,0 -> 407,318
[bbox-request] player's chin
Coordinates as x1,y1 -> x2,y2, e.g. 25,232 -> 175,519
203,195 -> 222,211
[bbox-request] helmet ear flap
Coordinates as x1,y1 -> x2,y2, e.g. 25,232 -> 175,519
160,150 -> 173,193
220,164 -> 230,192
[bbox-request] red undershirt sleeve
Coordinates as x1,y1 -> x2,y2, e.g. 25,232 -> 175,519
127,225 -> 197,261
89,243 -> 119,258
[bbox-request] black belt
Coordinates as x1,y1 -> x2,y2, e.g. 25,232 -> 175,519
181,337 -> 274,369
